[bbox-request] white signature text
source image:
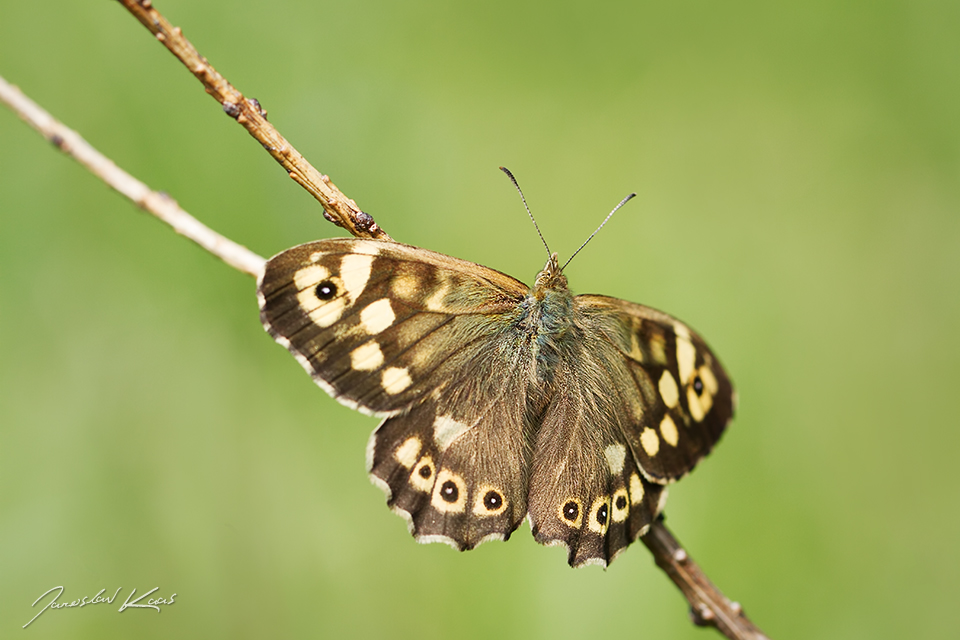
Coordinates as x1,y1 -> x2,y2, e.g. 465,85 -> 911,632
23,585 -> 176,628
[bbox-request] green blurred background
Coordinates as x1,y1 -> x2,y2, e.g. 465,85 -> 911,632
2,1 -> 958,638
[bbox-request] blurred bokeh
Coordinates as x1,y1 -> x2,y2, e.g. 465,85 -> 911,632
1,1 -> 958,638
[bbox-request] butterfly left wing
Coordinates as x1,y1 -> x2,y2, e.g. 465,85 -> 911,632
258,237 -> 536,549
257,237 -> 529,415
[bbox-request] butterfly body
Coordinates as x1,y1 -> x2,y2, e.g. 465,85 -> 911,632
258,237 -> 733,567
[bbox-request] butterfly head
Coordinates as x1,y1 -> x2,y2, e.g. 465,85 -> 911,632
533,252 -> 568,299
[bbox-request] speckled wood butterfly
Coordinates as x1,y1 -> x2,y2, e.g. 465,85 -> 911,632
257,180 -> 734,567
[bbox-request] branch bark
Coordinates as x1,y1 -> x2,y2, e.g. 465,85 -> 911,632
642,518 -> 770,639
1,3 -> 770,638
0,74 -> 265,278
115,0 -> 391,242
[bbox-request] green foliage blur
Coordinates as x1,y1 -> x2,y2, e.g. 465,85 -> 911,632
2,1 -> 958,638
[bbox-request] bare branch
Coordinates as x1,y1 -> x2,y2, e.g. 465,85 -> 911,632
642,519 -> 771,640
0,74 -> 266,278
115,0 -> 391,242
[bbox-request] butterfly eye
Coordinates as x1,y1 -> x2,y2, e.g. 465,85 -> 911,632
616,495 -> 627,510
693,375 -> 704,396
419,465 -> 432,479
440,480 -> 459,503
562,501 -> 579,522
596,503 -> 609,526
315,280 -> 338,300
483,490 -> 502,511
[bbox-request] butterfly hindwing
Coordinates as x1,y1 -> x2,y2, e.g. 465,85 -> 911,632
527,352 -> 667,567
368,358 -> 531,549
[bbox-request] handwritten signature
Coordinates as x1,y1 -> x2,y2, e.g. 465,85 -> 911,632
23,585 -> 176,628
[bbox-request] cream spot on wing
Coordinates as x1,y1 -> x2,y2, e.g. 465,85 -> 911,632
629,331 -> 644,362
297,291 -> 346,328
676,333 -> 697,384
391,273 -> 419,299
352,242 -> 381,256
688,376 -> 716,422
360,298 -> 395,334
587,496 -> 611,534
674,322 -> 691,341
410,455 -> 435,492
660,415 -> 679,447
350,341 -> 384,371
648,332 -> 667,365
640,427 -> 660,457
431,469 -> 467,513
394,437 -> 421,469
611,488 -> 630,523
381,367 -> 412,395
433,415 -> 470,451
688,364 -> 718,422
473,485 -> 508,516
340,254 -> 373,303
700,364 -> 719,394
423,277 -> 451,312
309,251 -> 323,263
604,444 -> 627,475
659,370 -> 679,408
558,498 -> 583,528
629,473 -> 645,505
295,264 -> 330,289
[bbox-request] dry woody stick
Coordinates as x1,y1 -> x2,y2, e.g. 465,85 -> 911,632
117,0 -> 391,242
0,74 -> 265,278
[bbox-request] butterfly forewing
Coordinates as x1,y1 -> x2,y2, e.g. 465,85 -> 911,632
577,295 -> 735,483
258,238 -> 528,415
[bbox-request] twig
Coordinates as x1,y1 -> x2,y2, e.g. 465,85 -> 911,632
642,518 -> 770,639
2,5 -> 768,638
0,74 -> 265,278
115,0 -> 390,242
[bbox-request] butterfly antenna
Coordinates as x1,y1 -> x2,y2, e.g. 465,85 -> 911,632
500,166 -> 552,259
560,192 -> 636,272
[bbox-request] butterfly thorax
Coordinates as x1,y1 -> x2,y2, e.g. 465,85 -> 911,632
519,253 -> 579,392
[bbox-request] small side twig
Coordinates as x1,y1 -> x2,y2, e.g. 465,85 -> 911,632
116,0 -> 390,242
0,74 -> 265,278
642,518 -> 770,640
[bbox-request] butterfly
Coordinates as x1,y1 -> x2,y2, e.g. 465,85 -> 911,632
256,177 -> 734,567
